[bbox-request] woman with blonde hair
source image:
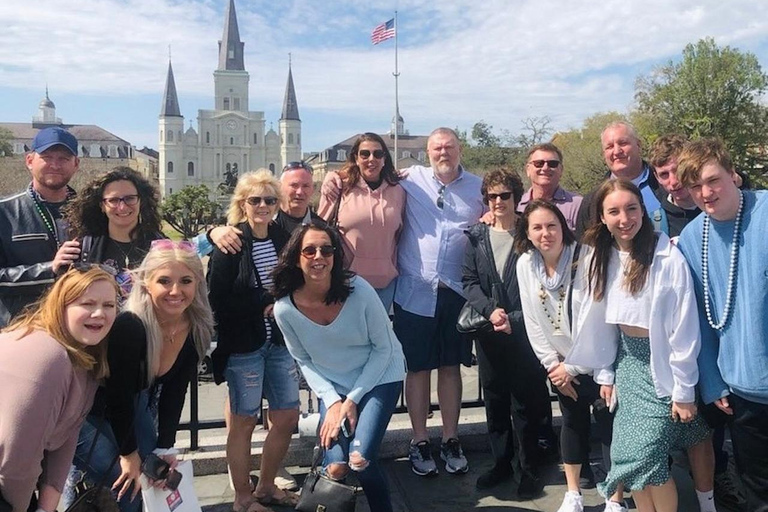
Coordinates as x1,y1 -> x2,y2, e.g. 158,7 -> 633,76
0,266 -> 118,512
64,241 -> 214,512
208,169 -> 300,511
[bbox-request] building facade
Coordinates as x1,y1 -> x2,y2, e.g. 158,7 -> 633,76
158,0 -> 301,197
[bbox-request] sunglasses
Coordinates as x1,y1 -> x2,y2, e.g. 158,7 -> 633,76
245,196 -> 278,206
300,245 -> 335,258
102,195 -> 139,207
70,262 -> 119,276
487,191 -> 513,201
358,149 -> 386,159
150,239 -> 196,253
529,159 -> 561,169
283,161 -> 314,174
436,185 -> 446,209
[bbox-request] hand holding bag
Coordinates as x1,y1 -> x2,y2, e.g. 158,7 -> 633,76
140,460 -> 201,512
457,283 -> 503,335
295,446 -> 360,512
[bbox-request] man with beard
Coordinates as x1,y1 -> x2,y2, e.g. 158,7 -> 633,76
574,121 -> 661,239
0,127 -> 82,326
394,127 -> 485,477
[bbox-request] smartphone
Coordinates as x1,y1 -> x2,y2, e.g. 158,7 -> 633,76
141,453 -> 170,481
340,417 -> 354,438
164,469 -> 183,491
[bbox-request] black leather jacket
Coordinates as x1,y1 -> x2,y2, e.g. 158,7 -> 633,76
0,186 -> 68,326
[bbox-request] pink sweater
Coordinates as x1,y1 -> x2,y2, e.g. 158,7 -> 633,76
0,330 -> 98,512
318,172 -> 405,288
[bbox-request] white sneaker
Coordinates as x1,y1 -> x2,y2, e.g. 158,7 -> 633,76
603,499 -> 628,512
274,466 -> 299,491
557,491 -> 584,512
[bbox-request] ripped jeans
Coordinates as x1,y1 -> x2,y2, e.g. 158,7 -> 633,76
319,381 -> 401,512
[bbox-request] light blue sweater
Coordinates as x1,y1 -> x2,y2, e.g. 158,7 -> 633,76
274,276 -> 406,405
678,190 -> 768,405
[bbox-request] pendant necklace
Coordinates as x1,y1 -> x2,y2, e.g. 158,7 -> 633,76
539,284 -> 566,336
701,191 -> 743,331
112,239 -> 136,268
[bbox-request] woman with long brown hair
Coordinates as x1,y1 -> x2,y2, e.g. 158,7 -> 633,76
0,266 -> 118,512
569,179 -> 715,512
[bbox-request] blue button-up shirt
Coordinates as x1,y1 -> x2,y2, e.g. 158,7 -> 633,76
394,165 -> 485,317
631,164 -> 661,214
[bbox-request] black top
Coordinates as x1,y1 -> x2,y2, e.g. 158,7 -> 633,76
654,188 -> 701,238
97,312 -> 198,454
273,208 -> 325,235
207,222 -> 289,384
461,223 -> 525,338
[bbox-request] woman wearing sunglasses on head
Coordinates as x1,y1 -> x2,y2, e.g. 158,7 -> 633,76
64,167 -> 165,300
272,221 -> 405,512
0,266 -> 117,512
63,241 -> 214,512
207,169 -> 300,511
318,133 -> 405,310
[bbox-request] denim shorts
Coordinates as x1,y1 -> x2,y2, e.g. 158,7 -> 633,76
224,342 -> 300,417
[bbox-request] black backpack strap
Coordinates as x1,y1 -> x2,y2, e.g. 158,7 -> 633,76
566,243 -> 581,332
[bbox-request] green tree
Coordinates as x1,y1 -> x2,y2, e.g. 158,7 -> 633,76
162,185 -> 221,240
635,37 -> 768,185
0,127 -> 13,156
554,111 -> 627,194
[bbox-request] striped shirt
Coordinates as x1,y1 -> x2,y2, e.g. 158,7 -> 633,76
251,238 -> 278,342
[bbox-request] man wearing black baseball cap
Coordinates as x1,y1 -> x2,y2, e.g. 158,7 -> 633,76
0,127 -> 83,326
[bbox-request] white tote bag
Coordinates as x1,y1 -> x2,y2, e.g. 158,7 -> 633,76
141,460 -> 202,512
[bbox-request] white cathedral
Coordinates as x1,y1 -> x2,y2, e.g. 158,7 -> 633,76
158,0 -> 301,198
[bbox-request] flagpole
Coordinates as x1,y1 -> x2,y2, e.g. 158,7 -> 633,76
393,11 -> 399,169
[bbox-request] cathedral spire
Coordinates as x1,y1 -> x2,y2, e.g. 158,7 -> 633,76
160,60 -> 182,117
217,0 -> 245,71
280,57 -> 300,121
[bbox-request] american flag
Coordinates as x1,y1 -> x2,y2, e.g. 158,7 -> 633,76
371,18 -> 395,45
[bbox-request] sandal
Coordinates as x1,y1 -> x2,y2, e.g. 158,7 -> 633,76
233,496 -> 273,512
254,489 -> 300,507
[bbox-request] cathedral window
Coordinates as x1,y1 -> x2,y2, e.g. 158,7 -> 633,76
223,97 -> 230,110
160,131 -> 163,142
167,162 -> 174,173
167,130 -> 173,142
233,97 -> 240,110
297,134 -> 301,145
253,133 -> 258,144
230,137 -> 234,145
288,133 -> 294,144
206,132 -> 210,144
187,162 -> 194,176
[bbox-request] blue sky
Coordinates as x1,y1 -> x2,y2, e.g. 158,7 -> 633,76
2,0 -> 768,153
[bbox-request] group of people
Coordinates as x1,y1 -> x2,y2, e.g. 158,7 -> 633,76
0,121 -> 764,512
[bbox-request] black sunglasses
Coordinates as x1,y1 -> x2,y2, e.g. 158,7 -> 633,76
283,161 -> 313,174
529,159 -> 561,168
358,149 -> 386,159
486,192 -> 513,201
436,185 -> 446,209
245,196 -> 278,206
300,245 -> 335,258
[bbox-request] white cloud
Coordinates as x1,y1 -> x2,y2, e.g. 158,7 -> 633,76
2,0 -> 768,149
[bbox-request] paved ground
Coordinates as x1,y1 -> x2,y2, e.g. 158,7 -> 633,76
193,446 -> 706,512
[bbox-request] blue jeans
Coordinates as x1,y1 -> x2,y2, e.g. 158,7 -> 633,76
320,381 -> 402,512
375,278 -> 397,313
62,391 -> 157,512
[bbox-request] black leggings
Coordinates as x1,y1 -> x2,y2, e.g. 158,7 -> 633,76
555,376 -> 614,467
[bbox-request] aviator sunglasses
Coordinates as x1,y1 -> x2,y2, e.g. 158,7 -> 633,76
529,159 -> 560,169
246,196 -> 278,206
358,149 -> 386,159
300,245 -> 335,258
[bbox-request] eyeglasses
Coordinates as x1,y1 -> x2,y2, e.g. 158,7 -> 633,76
245,196 -> 278,206
150,239 -> 196,253
358,149 -> 385,159
300,245 -> 335,258
436,185 -> 446,209
70,262 -> 119,276
529,159 -> 561,169
282,161 -> 314,175
102,195 -> 139,207
487,192 -> 513,201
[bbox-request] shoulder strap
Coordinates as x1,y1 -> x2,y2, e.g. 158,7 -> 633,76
326,187 -> 343,228
566,243 -> 581,331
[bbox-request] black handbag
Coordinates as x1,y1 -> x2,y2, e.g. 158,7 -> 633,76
65,419 -> 123,512
295,446 -> 360,512
456,302 -> 493,334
